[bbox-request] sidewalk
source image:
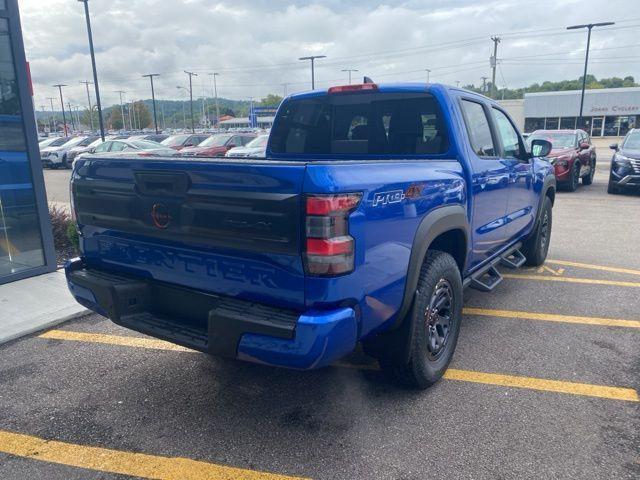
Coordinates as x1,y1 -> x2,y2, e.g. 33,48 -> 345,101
0,269 -> 88,345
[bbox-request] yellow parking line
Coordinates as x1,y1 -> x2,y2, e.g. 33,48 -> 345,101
502,273 -> 640,288
546,259 -> 640,277
40,330 -> 639,402
463,307 -> 640,329
0,430 -> 306,480
40,330 -> 193,352
442,369 -> 639,402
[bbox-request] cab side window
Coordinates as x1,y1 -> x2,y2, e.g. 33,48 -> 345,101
492,108 -> 522,159
461,99 -> 496,157
109,141 -> 126,152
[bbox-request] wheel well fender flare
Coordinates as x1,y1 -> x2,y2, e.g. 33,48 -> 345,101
393,204 -> 469,329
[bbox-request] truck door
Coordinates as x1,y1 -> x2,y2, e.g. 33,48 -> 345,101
459,98 -> 510,269
490,107 -> 536,242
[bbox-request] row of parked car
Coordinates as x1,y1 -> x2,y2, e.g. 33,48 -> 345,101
38,131 -> 270,169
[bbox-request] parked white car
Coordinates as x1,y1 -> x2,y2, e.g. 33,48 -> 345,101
40,136 -> 91,169
225,134 -> 269,158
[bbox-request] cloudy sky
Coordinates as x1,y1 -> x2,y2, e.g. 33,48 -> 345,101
19,0 -> 639,109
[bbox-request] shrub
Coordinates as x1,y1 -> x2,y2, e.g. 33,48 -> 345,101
66,221 -> 79,251
49,205 -> 72,251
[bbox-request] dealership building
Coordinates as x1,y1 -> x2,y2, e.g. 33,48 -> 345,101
503,87 -> 640,137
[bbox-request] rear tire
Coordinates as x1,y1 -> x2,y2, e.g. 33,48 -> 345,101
378,250 -> 463,389
582,157 -> 595,185
565,162 -> 580,192
522,196 -> 552,267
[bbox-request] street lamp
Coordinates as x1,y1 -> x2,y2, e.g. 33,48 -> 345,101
341,68 -> 358,85
299,55 -> 326,90
208,72 -> 220,129
566,22 -> 615,127
184,71 -> 197,133
52,84 -> 68,137
78,0 -> 105,140
177,86 -> 189,130
142,73 -> 160,133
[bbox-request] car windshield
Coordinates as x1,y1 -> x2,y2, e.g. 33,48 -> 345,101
48,137 -> 69,147
528,132 -> 575,149
246,135 -> 269,148
88,138 -> 105,148
129,140 -> 165,150
269,92 -> 449,156
39,137 -> 59,147
622,132 -> 640,149
198,134 -> 231,147
78,136 -> 100,146
161,134 -> 190,147
61,136 -> 87,148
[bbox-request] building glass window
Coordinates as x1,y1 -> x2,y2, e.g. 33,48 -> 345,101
560,117 -> 577,130
617,116 -> 636,137
0,17 -> 45,277
544,117 -> 559,130
524,117 -> 544,132
591,117 -> 604,137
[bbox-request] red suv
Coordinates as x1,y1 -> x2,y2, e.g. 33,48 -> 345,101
180,133 -> 256,157
527,129 -> 596,191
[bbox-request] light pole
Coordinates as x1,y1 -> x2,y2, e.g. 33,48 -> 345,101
177,86 -> 188,130
425,69 -> 431,83
53,84 -> 68,137
78,0 -> 105,140
299,55 -> 326,90
67,102 -> 76,131
208,73 -> 220,129
184,71 -> 197,132
341,68 -> 358,85
115,90 -> 126,131
142,73 -> 160,133
566,22 -> 615,127
79,80 -> 94,131
46,97 -> 56,133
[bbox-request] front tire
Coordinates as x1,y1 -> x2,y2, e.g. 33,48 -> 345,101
607,174 -> 620,194
522,196 -> 552,266
379,250 -> 463,389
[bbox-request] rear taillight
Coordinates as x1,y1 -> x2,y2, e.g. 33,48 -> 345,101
304,193 -> 361,276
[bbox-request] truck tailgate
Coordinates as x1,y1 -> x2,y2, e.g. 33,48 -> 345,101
72,157 -> 307,309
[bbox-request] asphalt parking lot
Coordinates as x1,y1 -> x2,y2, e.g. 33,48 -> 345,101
1,167 -> 638,479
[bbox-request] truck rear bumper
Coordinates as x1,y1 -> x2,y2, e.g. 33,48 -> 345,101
64,258 -> 357,370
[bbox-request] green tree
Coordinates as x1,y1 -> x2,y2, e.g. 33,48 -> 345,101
259,94 -> 283,107
81,106 -> 100,130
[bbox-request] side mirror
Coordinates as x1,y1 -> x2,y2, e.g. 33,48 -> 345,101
579,142 -> 590,150
530,139 -> 552,158
609,143 -> 619,150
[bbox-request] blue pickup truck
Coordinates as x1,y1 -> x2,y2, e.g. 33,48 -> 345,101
65,83 -> 556,388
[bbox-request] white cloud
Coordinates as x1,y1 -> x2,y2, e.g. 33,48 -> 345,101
18,0 -> 639,109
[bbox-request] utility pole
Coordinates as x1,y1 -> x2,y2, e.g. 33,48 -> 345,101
127,101 -> 133,131
142,73 -> 160,133
426,69 -> 431,83
78,0 -> 105,140
481,76 -> 488,93
282,83 -> 290,97
67,102 -> 76,131
490,36 -> 501,99
299,55 -> 326,90
39,105 -> 47,133
184,71 -> 197,132
567,22 -> 615,128
208,73 -> 220,129
115,90 -> 126,131
341,68 -> 358,85
53,84 -> 68,137
46,97 -> 56,133
79,80 -> 94,131
455,80 -> 460,87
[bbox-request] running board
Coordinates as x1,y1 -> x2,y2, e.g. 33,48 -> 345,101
464,243 -> 524,292
500,249 -> 526,269
469,265 -> 503,292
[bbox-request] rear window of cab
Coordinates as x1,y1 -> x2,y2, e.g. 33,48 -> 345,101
269,92 -> 449,157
